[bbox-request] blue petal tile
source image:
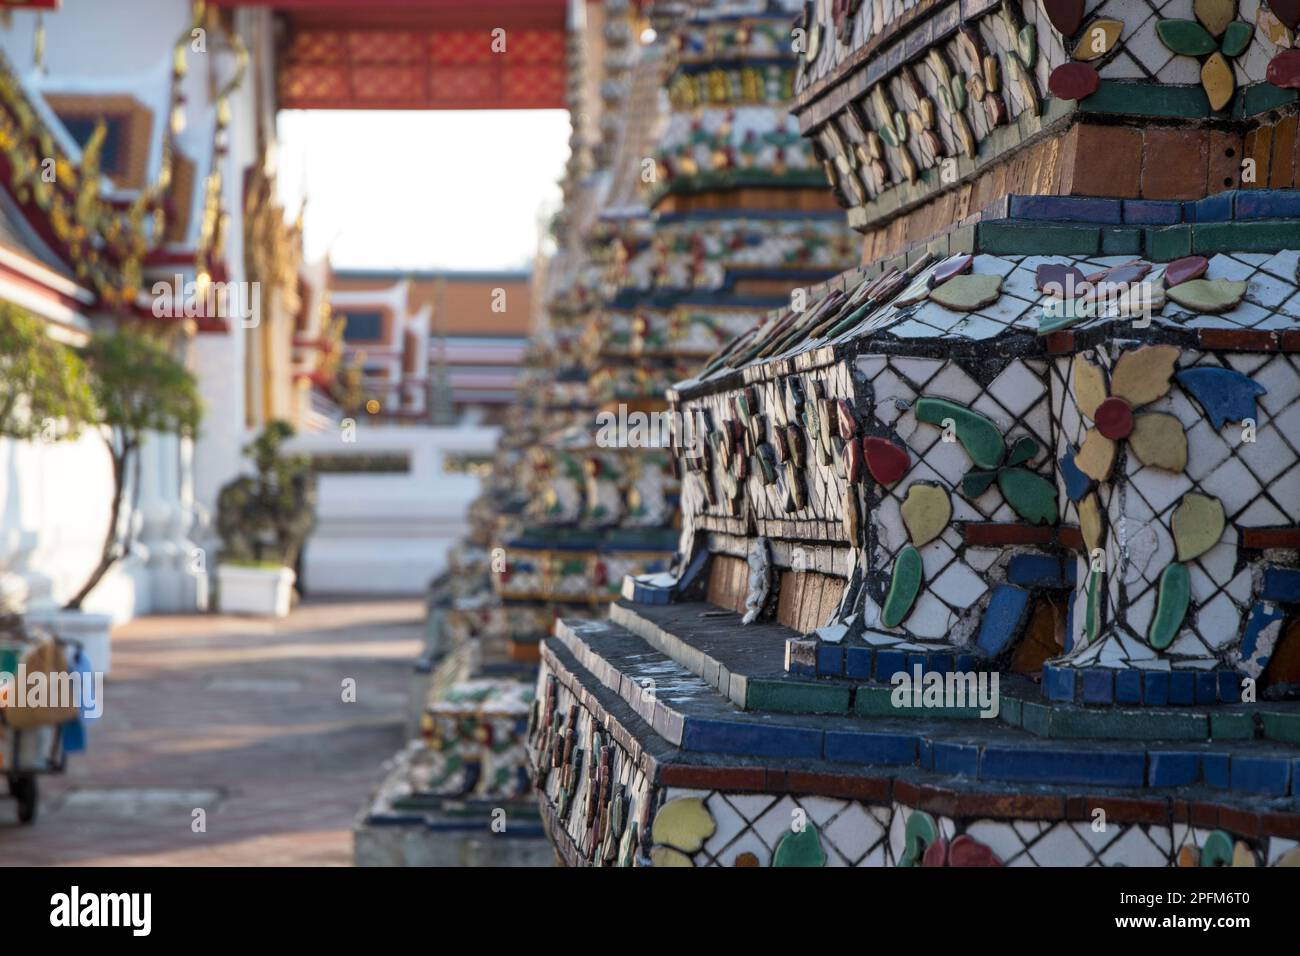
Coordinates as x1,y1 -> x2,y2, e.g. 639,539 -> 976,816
976,585 -> 1031,658
1174,367 -> 1267,429
1059,445 -> 1093,502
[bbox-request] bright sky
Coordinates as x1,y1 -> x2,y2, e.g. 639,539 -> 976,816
276,110 -> 570,272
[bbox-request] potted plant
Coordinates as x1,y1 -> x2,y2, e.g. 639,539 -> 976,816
36,326 -> 201,672
215,421 -> 316,616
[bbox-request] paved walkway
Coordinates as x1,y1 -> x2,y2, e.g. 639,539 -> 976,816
0,598 -> 424,866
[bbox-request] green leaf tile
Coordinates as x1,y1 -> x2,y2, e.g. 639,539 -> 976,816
997,467 -> 1059,524
1220,20 -> 1253,56
961,468 -> 999,498
899,811 -> 937,867
881,546 -> 923,628
1157,19 -> 1218,56
1148,562 -> 1191,650
773,824 -> 827,867
914,397 -> 1005,469
1005,436 -> 1039,467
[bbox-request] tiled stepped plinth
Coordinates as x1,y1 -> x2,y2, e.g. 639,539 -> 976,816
530,625 -> 1300,867
550,616 -> 1300,795
355,742 -> 553,868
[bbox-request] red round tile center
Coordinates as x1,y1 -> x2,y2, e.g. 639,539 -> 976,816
1095,397 -> 1134,440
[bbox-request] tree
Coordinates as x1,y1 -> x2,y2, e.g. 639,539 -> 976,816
216,420 -> 317,569
64,327 -> 202,610
0,304 -> 95,442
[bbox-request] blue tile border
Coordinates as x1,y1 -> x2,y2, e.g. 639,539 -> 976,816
810,642 -> 985,681
1004,189 -> 1300,229
553,614 -> 1300,807
1042,664 -> 1247,707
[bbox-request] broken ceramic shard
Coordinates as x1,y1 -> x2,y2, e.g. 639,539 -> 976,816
741,537 -> 771,625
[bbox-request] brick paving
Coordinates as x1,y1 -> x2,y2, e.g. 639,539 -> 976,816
0,598 -> 424,866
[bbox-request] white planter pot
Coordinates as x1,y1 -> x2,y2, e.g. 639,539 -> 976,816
217,565 -> 296,617
22,610 -> 113,675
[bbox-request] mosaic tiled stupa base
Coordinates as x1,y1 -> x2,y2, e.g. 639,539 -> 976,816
525,0 -> 1300,866
356,679 -> 554,867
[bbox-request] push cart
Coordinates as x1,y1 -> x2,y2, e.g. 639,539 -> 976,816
0,635 -> 78,825
3,724 -> 66,823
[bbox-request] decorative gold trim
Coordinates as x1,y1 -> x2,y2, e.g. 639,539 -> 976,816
42,93 -> 153,191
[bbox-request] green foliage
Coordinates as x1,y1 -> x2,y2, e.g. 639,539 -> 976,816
217,420 -> 317,568
65,325 -> 203,610
0,304 -> 94,441
81,326 -> 202,442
